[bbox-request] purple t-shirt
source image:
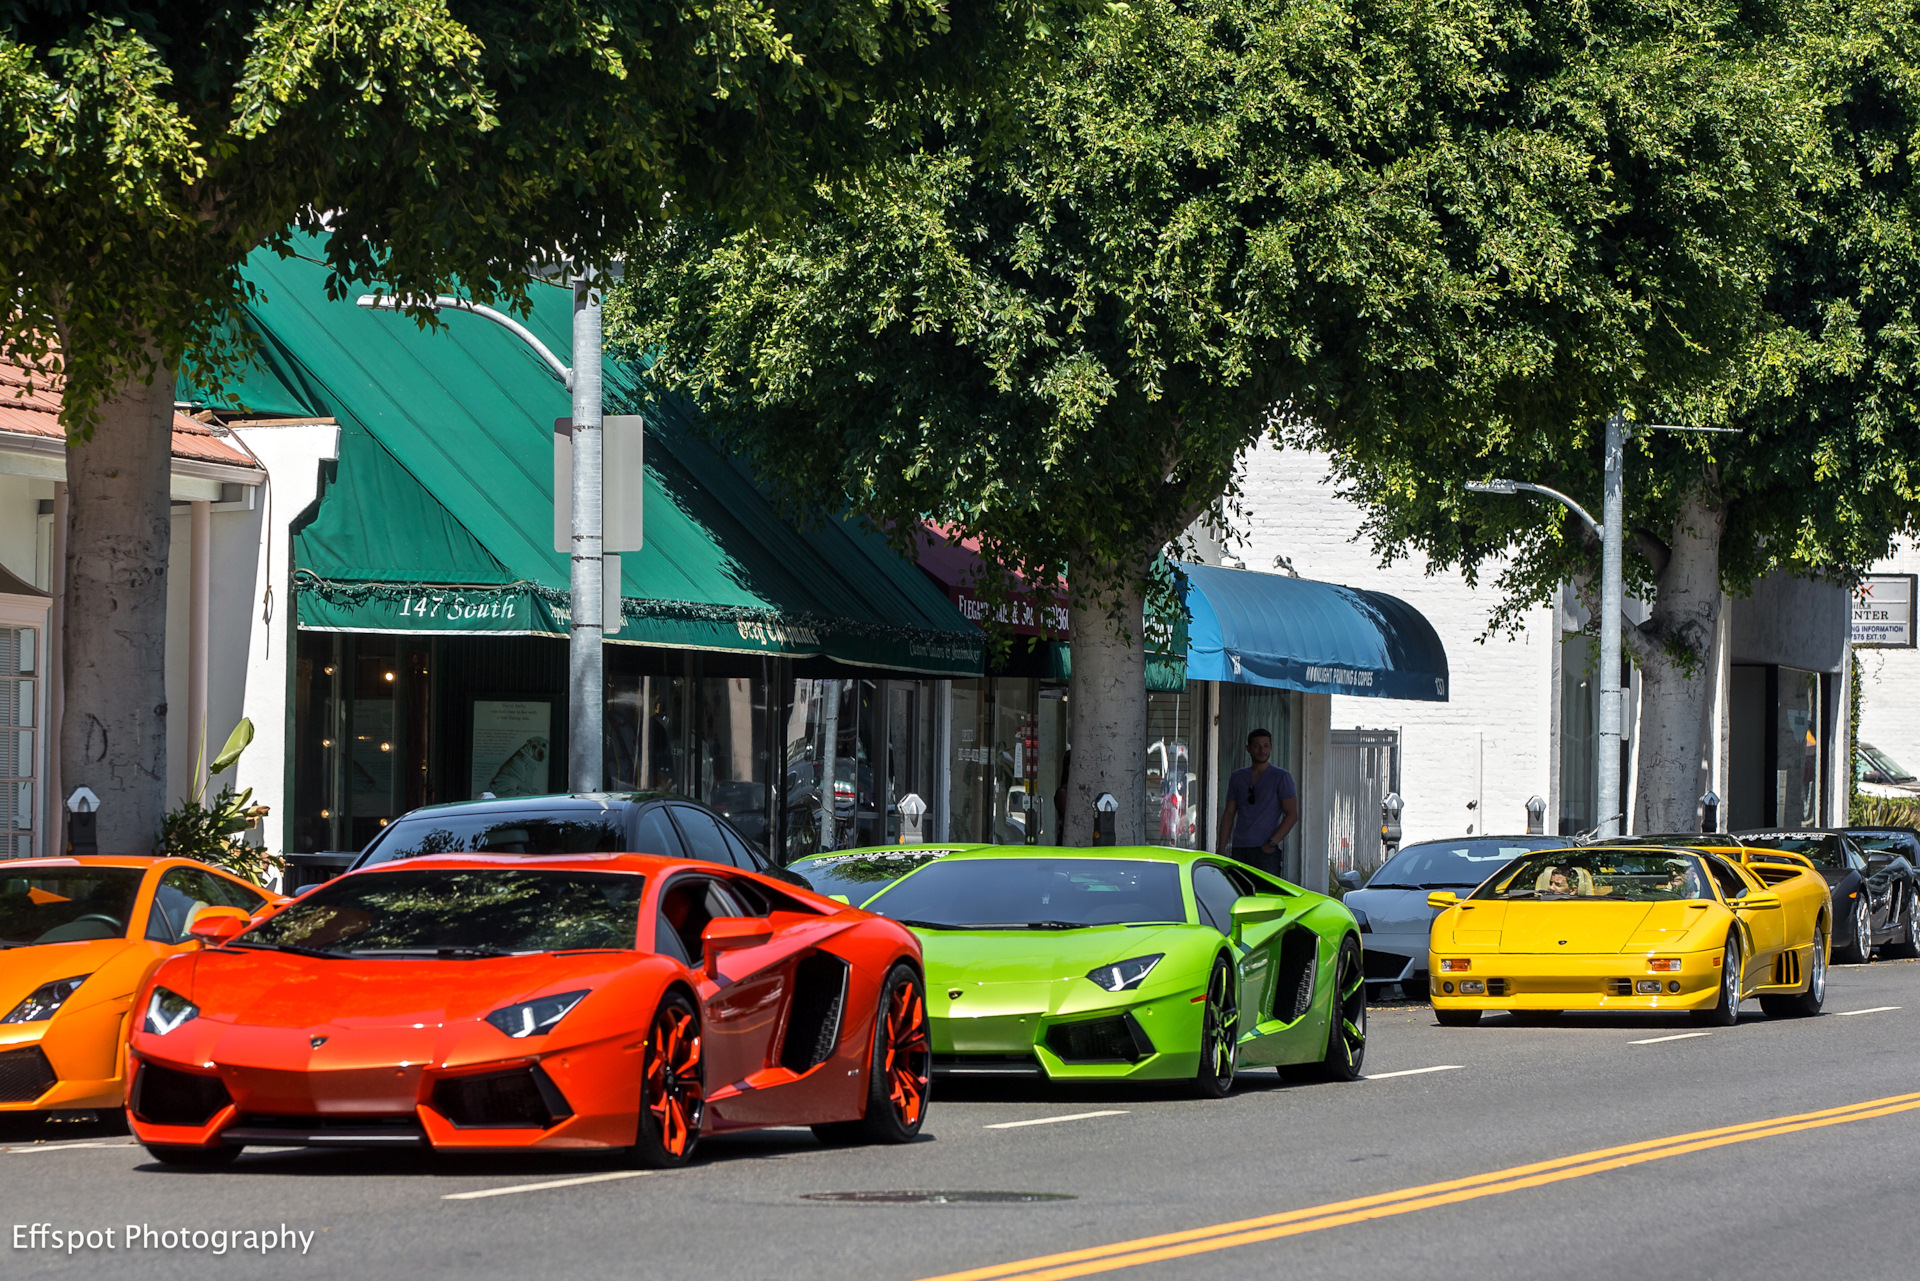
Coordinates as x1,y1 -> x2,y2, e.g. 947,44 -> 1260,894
1228,765 -> 1297,846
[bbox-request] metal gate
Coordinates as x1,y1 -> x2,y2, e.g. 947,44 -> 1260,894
1329,728 -> 1400,883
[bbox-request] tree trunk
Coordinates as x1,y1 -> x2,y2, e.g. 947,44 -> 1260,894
63,359 -> 176,852
1061,574 -> 1148,847
1628,487 -> 1726,833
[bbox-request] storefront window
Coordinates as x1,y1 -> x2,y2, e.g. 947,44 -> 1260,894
948,680 -> 991,843
1778,667 -> 1820,827
1559,634 -> 1598,835
991,678 -> 1038,843
1146,687 -> 1202,849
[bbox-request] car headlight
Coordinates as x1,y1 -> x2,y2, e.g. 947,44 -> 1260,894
1085,955 -> 1164,993
143,987 -> 200,1036
484,990 -> 590,1038
2,975 -> 90,1024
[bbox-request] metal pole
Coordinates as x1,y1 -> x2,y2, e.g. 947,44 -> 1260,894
1598,411 -> 1625,837
569,275 -> 604,792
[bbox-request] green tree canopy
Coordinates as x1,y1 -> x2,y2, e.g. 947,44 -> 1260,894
619,0 -> 1822,850
0,0 -> 1040,851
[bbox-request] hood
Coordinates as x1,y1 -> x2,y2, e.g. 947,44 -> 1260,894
917,923 -> 1191,987
1438,901 -> 1714,954
0,938 -> 138,1012
1342,887 -> 1440,935
175,948 -> 633,1029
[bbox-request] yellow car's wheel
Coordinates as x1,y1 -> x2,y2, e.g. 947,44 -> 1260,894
1692,938 -> 1741,1027
1759,927 -> 1826,1019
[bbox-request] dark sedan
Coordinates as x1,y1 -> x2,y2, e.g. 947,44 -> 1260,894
1734,829 -> 1919,962
345,791 -> 810,888
1339,834 -> 1569,995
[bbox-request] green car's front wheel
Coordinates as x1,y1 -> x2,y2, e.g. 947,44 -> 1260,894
1192,954 -> 1238,1098
1316,935 -> 1367,1081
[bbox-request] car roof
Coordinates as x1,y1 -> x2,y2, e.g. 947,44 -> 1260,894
3,855 -> 171,870
937,845 -> 1201,862
788,844 -> 986,865
382,792 -> 687,819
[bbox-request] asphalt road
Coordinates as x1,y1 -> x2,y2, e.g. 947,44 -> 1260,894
6,961 -> 1919,1281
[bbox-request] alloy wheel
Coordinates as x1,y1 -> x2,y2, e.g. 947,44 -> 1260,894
645,1000 -> 704,1160
1808,928 -> 1826,1005
1193,957 -> 1238,1097
881,976 -> 932,1129
1855,898 -> 1874,962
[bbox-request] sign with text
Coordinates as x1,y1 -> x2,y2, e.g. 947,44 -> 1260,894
1853,574 -> 1916,648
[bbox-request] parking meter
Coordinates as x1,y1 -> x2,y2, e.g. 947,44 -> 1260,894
1380,792 -> 1403,853
67,786 -> 100,856
899,793 -> 927,845
1700,790 -> 1721,834
1093,792 -> 1118,846
1525,795 -> 1547,835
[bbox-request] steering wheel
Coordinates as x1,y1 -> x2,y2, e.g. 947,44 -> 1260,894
34,913 -> 125,943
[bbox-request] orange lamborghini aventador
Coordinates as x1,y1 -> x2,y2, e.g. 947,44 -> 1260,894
124,852 -> 930,1166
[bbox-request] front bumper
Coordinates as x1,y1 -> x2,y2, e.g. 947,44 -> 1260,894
931,981 -> 1206,1081
0,1000 -> 133,1112
125,1023 -> 642,1152
1427,950 -> 1723,1012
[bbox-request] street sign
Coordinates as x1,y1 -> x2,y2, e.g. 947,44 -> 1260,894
1852,573 -> 1916,648
553,416 -> 645,553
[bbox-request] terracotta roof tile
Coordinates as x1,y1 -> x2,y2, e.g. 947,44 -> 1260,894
0,359 -> 258,469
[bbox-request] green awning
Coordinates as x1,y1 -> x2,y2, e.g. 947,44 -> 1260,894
198,247 -> 984,676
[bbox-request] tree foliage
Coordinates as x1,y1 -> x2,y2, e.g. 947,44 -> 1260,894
0,0 -> 1042,426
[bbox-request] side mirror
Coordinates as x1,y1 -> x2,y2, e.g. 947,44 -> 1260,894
826,893 -> 851,905
1739,891 -> 1782,910
1228,895 -> 1288,935
1427,890 -> 1460,910
187,906 -> 252,945
700,915 -> 773,974
1336,870 -> 1362,892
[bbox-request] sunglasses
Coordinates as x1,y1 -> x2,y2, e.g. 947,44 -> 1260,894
1246,787 -> 1258,804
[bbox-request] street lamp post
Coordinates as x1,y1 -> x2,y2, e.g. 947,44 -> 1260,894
358,276 -> 607,792
1466,409 -> 1627,837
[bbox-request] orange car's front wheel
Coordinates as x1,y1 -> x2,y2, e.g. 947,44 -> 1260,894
812,962 -> 931,1146
633,991 -> 704,1168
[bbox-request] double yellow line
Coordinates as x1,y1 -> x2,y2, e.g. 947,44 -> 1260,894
918,1090 -> 1920,1281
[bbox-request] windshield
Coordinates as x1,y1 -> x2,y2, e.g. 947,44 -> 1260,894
789,850 -> 957,906
865,858 -> 1187,929
1859,744 -> 1917,784
358,812 -> 624,867
0,867 -> 144,946
1474,851 -> 1714,902
1734,832 -> 1842,868
1851,832 -> 1915,858
1366,840 -> 1549,890
242,869 -> 644,955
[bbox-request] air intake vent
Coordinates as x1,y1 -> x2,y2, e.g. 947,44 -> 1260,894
1274,929 -> 1319,1023
1045,1014 -> 1154,1064
1486,979 -> 1509,996
0,1047 -> 55,1104
1362,950 -> 1410,981
432,1066 -> 571,1129
780,952 -> 849,1073
1607,979 -> 1632,997
131,1063 -> 232,1126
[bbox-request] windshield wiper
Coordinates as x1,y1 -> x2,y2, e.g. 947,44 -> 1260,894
1021,920 -> 1092,930
890,919 -> 969,931
1419,882 -> 1480,889
226,940 -> 341,959
345,946 -> 529,959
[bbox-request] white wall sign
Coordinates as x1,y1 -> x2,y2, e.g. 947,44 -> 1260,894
470,700 -> 552,798
1853,574 -> 1916,648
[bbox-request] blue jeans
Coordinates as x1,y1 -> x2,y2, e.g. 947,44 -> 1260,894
1232,844 -> 1281,877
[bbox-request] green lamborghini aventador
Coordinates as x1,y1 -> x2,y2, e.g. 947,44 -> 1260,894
860,846 -> 1367,1095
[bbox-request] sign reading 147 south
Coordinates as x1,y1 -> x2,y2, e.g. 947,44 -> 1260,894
1853,574 -> 1917,648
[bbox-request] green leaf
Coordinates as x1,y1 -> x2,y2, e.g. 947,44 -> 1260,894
210,719 -> 255,776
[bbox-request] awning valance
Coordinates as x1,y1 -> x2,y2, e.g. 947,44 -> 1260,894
204,247 -> 984,677
1179,562 -> 1448,701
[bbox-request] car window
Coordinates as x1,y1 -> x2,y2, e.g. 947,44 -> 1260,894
1191,864 -> 1240,933
655,875 -> 748,962
145,867 -> 264,944
357,811 -> 624,866
1702,856 -> 1748,900
1366,839 -> 1550,890
717,822 -> 767,871
633,806 -> 685,858
670,806 -> 734,866
0,867 -> 143,945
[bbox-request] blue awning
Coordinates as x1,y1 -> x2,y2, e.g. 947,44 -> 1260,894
1179,562 -> 1449,701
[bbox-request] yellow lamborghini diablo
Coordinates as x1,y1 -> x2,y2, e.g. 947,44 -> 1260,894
1427,845 -> 1829,1026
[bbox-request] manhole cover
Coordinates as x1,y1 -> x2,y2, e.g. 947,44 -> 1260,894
802,1191 -> 1075,1204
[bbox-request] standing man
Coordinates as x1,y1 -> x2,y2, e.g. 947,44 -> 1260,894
1218,728 -> 1299,878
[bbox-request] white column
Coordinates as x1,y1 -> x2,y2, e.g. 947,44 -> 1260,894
188,499 -> 212,795
45,483 -> 65,856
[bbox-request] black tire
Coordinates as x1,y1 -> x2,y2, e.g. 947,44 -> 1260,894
1191,954 -> 1238,1098
1435,1008 -> 1481,1027
632,990 -> 704,1168
1760,927 -> 1827,1019
811,962 -> 931,1146
1691,938 -> 1742,1026
1838,896 -> 1874,964
142,1144 -> 239,1167
1886,894 -> 1920,960
1316,937 -> 1367,1081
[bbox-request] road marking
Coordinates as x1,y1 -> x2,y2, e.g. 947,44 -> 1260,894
1361,1066 -> 1463,1081
3,1141 -> 131,1154
1627,1032 -> 1713,1045
912,1089 -> 1920,1281
984,1111 -> 1129,1130
1835,1005 -> 1901,1017
442,1170 -> 657,1200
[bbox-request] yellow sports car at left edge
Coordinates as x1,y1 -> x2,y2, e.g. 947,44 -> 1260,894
1,856 -> 274,1115
1428,844 -> 1830,1026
